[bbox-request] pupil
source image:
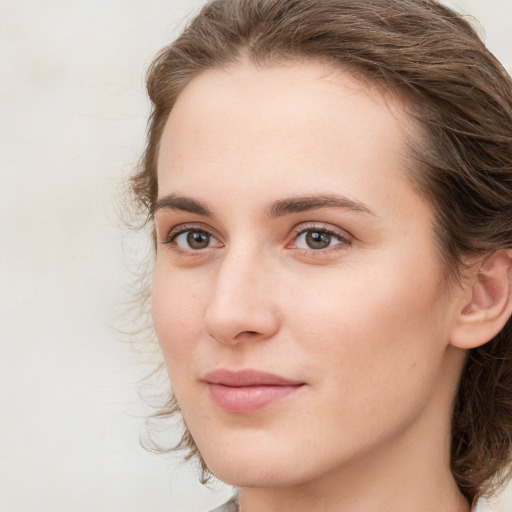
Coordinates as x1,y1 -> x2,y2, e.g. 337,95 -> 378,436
187,231 -> 209,249
306,231 -> 331,249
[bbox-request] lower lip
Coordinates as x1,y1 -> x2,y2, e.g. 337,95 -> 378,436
207,383 -> 303,413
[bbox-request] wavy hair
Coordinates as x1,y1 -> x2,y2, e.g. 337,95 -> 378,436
130,0 -> 512,502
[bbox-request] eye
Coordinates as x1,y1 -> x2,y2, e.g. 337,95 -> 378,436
296,230 -> 336,250
291,225 -> 351,252
175,230 -> 212,249
164,226 -> 222,252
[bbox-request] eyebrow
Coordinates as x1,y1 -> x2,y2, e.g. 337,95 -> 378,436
152,192 -> 375,218
267,194 -> 376,217
152,194 -> 214,217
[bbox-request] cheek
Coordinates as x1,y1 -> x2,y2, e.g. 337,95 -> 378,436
271,270 -> 449,469
287,255 -> 449,395
151,265 -> 208,371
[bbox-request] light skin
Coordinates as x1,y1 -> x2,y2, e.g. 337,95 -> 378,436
152,61 -> 512,512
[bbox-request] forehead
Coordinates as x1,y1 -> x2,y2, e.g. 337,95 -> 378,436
157,60 -> 423,219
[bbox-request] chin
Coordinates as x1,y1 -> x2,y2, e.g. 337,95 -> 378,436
201,443 -> 282,486
207,459 -> 305,489
198,434 -> 329,489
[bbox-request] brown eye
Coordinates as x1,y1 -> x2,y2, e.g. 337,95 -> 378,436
186,231 -> 210,249
305,231 -> 332,249
293,227 -> 349,252
171,230 -> 215,250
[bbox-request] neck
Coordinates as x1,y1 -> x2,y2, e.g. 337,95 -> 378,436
239,443 -> 470,512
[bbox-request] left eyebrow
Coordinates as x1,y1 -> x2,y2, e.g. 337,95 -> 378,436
266,194 -> 376,217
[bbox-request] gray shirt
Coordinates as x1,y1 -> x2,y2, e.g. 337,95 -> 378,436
208,494 -> 238,512
207,495 -> 491,512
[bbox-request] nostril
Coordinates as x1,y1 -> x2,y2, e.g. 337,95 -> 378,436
202,303 -> 280,345
235,330 -> 260,338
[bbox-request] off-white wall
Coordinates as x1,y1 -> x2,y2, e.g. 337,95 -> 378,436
1,2 -> 511,511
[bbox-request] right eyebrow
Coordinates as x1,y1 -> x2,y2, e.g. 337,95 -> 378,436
151,194 -> 214,218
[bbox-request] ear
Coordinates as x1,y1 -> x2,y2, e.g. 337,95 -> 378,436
450,250 -> 512,349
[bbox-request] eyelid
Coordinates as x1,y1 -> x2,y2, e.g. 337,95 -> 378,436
287,222 -> 353,251
160,222 -> 223,249
290,222 -> 352,240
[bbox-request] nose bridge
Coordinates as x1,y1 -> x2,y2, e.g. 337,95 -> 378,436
202,244 -> 279,344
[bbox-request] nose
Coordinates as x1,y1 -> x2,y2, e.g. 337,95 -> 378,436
202,249 -> 280,346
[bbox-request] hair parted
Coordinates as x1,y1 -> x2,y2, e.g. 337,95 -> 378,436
130,0 -> 512,502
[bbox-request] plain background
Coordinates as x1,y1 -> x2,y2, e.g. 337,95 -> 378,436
1,1 -> 511,511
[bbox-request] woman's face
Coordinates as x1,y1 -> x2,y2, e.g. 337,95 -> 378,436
152,61 -> 465,488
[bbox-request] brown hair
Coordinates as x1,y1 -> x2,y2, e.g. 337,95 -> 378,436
131,0 -> 512,502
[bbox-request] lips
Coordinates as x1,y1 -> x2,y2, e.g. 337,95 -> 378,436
203,369 -> 305,413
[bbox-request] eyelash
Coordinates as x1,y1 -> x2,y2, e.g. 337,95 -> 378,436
160,222 -> 352,256
288,223 -> 352,255
162,223 -> 220,255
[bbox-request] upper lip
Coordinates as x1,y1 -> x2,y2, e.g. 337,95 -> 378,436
202,369 -> 304,387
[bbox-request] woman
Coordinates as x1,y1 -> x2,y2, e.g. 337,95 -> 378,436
130,0 -> 512,510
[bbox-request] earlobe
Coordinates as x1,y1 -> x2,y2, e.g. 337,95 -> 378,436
450,250 -> 512,349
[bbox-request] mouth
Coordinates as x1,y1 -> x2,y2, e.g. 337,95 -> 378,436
202,369 -> 305,414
